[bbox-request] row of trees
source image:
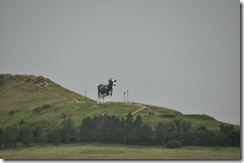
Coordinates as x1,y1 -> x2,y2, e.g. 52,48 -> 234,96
79,113 -> 240,146
0,113 -> 240,149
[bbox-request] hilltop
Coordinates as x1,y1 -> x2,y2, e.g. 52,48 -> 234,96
0,74 -> 238,130
0,74 -> 93,126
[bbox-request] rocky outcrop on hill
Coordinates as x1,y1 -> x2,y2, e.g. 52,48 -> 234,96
25,75 -> 49,87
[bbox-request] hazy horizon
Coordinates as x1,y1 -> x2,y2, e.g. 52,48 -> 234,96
0,0 -> 240,125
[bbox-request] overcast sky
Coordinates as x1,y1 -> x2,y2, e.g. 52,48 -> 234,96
0,0 -> 240,125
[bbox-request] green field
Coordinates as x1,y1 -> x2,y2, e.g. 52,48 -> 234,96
0,143 -> 240,159
0,74 -> 241,160
0,74 -> 239,130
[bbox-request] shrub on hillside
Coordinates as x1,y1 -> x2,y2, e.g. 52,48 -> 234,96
34,104 -> 51,113
160,114 -> 176,118
60,113 -> 67,119
8,110 -> 20,115
166,140 -> 182,148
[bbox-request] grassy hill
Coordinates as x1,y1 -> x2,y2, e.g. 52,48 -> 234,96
0,74 -> 238,130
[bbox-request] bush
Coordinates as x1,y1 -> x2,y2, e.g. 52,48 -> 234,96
19,126 -> 34,147
39,132 -> 48,145
60,113 -> 67,119
34,104 -> 51,113
3,126 -> 18,148
166,140 -> 182,148
160,114 -> 176,118
48,128 -> 61,145
9,110 -> 20,115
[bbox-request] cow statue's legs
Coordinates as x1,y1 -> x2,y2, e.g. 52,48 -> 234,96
97,96 -> 100,103
109,95 -> 113,102
98,94 -> 112,103
107,89 -> 113,102
107,95 -> 110,102
97,93 -> 102,103
98,93 -> 106,103
106,91 -> 112,102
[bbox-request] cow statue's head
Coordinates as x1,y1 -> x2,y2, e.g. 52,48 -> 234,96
108,78 -> 117,86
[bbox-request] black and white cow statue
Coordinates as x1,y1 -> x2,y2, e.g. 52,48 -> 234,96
97,78 -> 117,103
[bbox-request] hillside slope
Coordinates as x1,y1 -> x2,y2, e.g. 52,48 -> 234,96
0,74 -> 93,126
0,74 -> 238,130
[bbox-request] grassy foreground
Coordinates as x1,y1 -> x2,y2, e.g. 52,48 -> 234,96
0,143 -> 240,160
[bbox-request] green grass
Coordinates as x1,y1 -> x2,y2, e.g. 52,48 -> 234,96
0,74 -> 94,127
80,149 -> 125,154
0,74 -> 240,131
0,143 -> 240,159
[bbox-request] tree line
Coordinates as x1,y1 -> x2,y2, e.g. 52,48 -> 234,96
0,113 -> 240,149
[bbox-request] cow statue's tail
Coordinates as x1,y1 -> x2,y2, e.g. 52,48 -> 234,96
97,84 -> 102,103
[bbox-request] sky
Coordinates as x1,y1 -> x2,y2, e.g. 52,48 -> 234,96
0,0 -> 240,125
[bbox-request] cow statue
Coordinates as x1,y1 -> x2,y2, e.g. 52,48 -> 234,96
97,78 -> 117,103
